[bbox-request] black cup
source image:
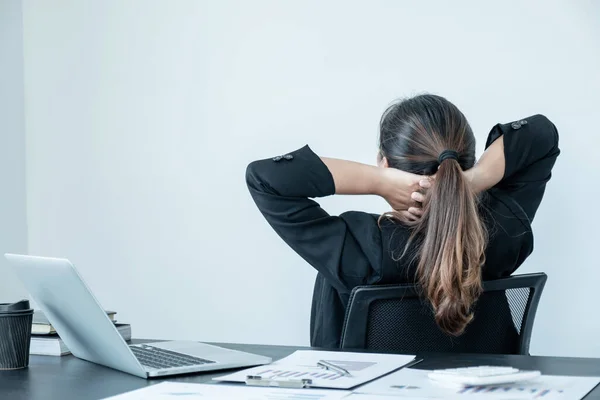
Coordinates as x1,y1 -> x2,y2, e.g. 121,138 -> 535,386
0,299 -> 33,370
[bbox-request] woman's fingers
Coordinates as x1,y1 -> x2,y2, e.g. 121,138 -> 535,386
408,207 -> 423,217
399,208 -> 423,222
400,210 -> 419,222
419,179 -> 432,189
419,175 -> 435,189
411,191 -> 425,203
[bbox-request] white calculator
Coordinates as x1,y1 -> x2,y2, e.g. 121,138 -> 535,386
428,366 -> 542,387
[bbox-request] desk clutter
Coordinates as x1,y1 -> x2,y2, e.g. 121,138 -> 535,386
2,256 -> 598,399
101,350 -> 600,400
0,300 -> 33,370
30,309 -> 131,356
353,367 -> 600,399
214,350 -> 416,389
103,382 -> 351,400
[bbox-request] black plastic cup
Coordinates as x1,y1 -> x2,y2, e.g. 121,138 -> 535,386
0,299 -> 33,370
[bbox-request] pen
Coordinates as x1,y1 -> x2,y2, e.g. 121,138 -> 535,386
245,375 -> 312,388
317,360 -> 352,377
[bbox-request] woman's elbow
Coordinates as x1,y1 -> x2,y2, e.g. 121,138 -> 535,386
245,160 -> 261,190
531,114 -> 560,156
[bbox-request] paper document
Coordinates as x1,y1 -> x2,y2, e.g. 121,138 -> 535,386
353,368 -> 600,400
102,382 -> 352,400
214,350 -> 416,389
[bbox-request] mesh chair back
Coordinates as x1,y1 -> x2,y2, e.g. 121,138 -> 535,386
340,273 -> 546,355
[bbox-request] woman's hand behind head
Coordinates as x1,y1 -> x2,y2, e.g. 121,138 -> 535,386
407,167 -> 479,220
378,167 -> 429,217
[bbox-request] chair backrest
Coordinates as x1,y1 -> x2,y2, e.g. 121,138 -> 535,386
340,273 -> 547,355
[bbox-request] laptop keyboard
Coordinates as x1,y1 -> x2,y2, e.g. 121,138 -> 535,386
130,344 -> 216,370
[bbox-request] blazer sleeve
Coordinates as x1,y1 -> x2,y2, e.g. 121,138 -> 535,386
485,114 -> 560,221
245,145 -> 383,293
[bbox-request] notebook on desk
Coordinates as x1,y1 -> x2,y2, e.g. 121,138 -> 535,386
5,253 -> 272,378
31,323 -> 131,356
32,309 -> 116,335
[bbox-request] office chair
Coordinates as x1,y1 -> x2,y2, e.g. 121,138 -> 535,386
340,273 -> 547,355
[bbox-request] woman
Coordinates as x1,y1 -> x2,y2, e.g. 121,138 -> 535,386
246,94 -> 560,348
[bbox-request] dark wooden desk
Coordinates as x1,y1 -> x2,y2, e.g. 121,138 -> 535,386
2,342 -> 600,399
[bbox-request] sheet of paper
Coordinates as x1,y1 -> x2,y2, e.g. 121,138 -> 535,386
213,350 -> 416,389
102,382 -> 352,400
353,368 -> 600,400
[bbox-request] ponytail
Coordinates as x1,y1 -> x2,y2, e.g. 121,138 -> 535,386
377,93 -> 487,336
415,157 -> 486,336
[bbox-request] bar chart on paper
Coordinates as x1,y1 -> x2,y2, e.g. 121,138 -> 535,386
254,360 -> 377,382
214,350 -> 416,389
453,375 -> 600,399
458,385 -> 562,398
355,368 -> 600,400
386,383 -> 564,399
252,367 -> 343,381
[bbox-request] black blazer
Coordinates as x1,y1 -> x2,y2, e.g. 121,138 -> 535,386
246,114 -> 560,348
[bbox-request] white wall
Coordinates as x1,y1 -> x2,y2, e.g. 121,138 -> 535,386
22,0 -> 600,356
0,0 -> 28,302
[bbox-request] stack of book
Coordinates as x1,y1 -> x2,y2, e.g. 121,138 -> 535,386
30,310 -> 132,356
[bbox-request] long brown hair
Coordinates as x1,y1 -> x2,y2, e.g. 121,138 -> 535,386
379,94 -> 487,336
